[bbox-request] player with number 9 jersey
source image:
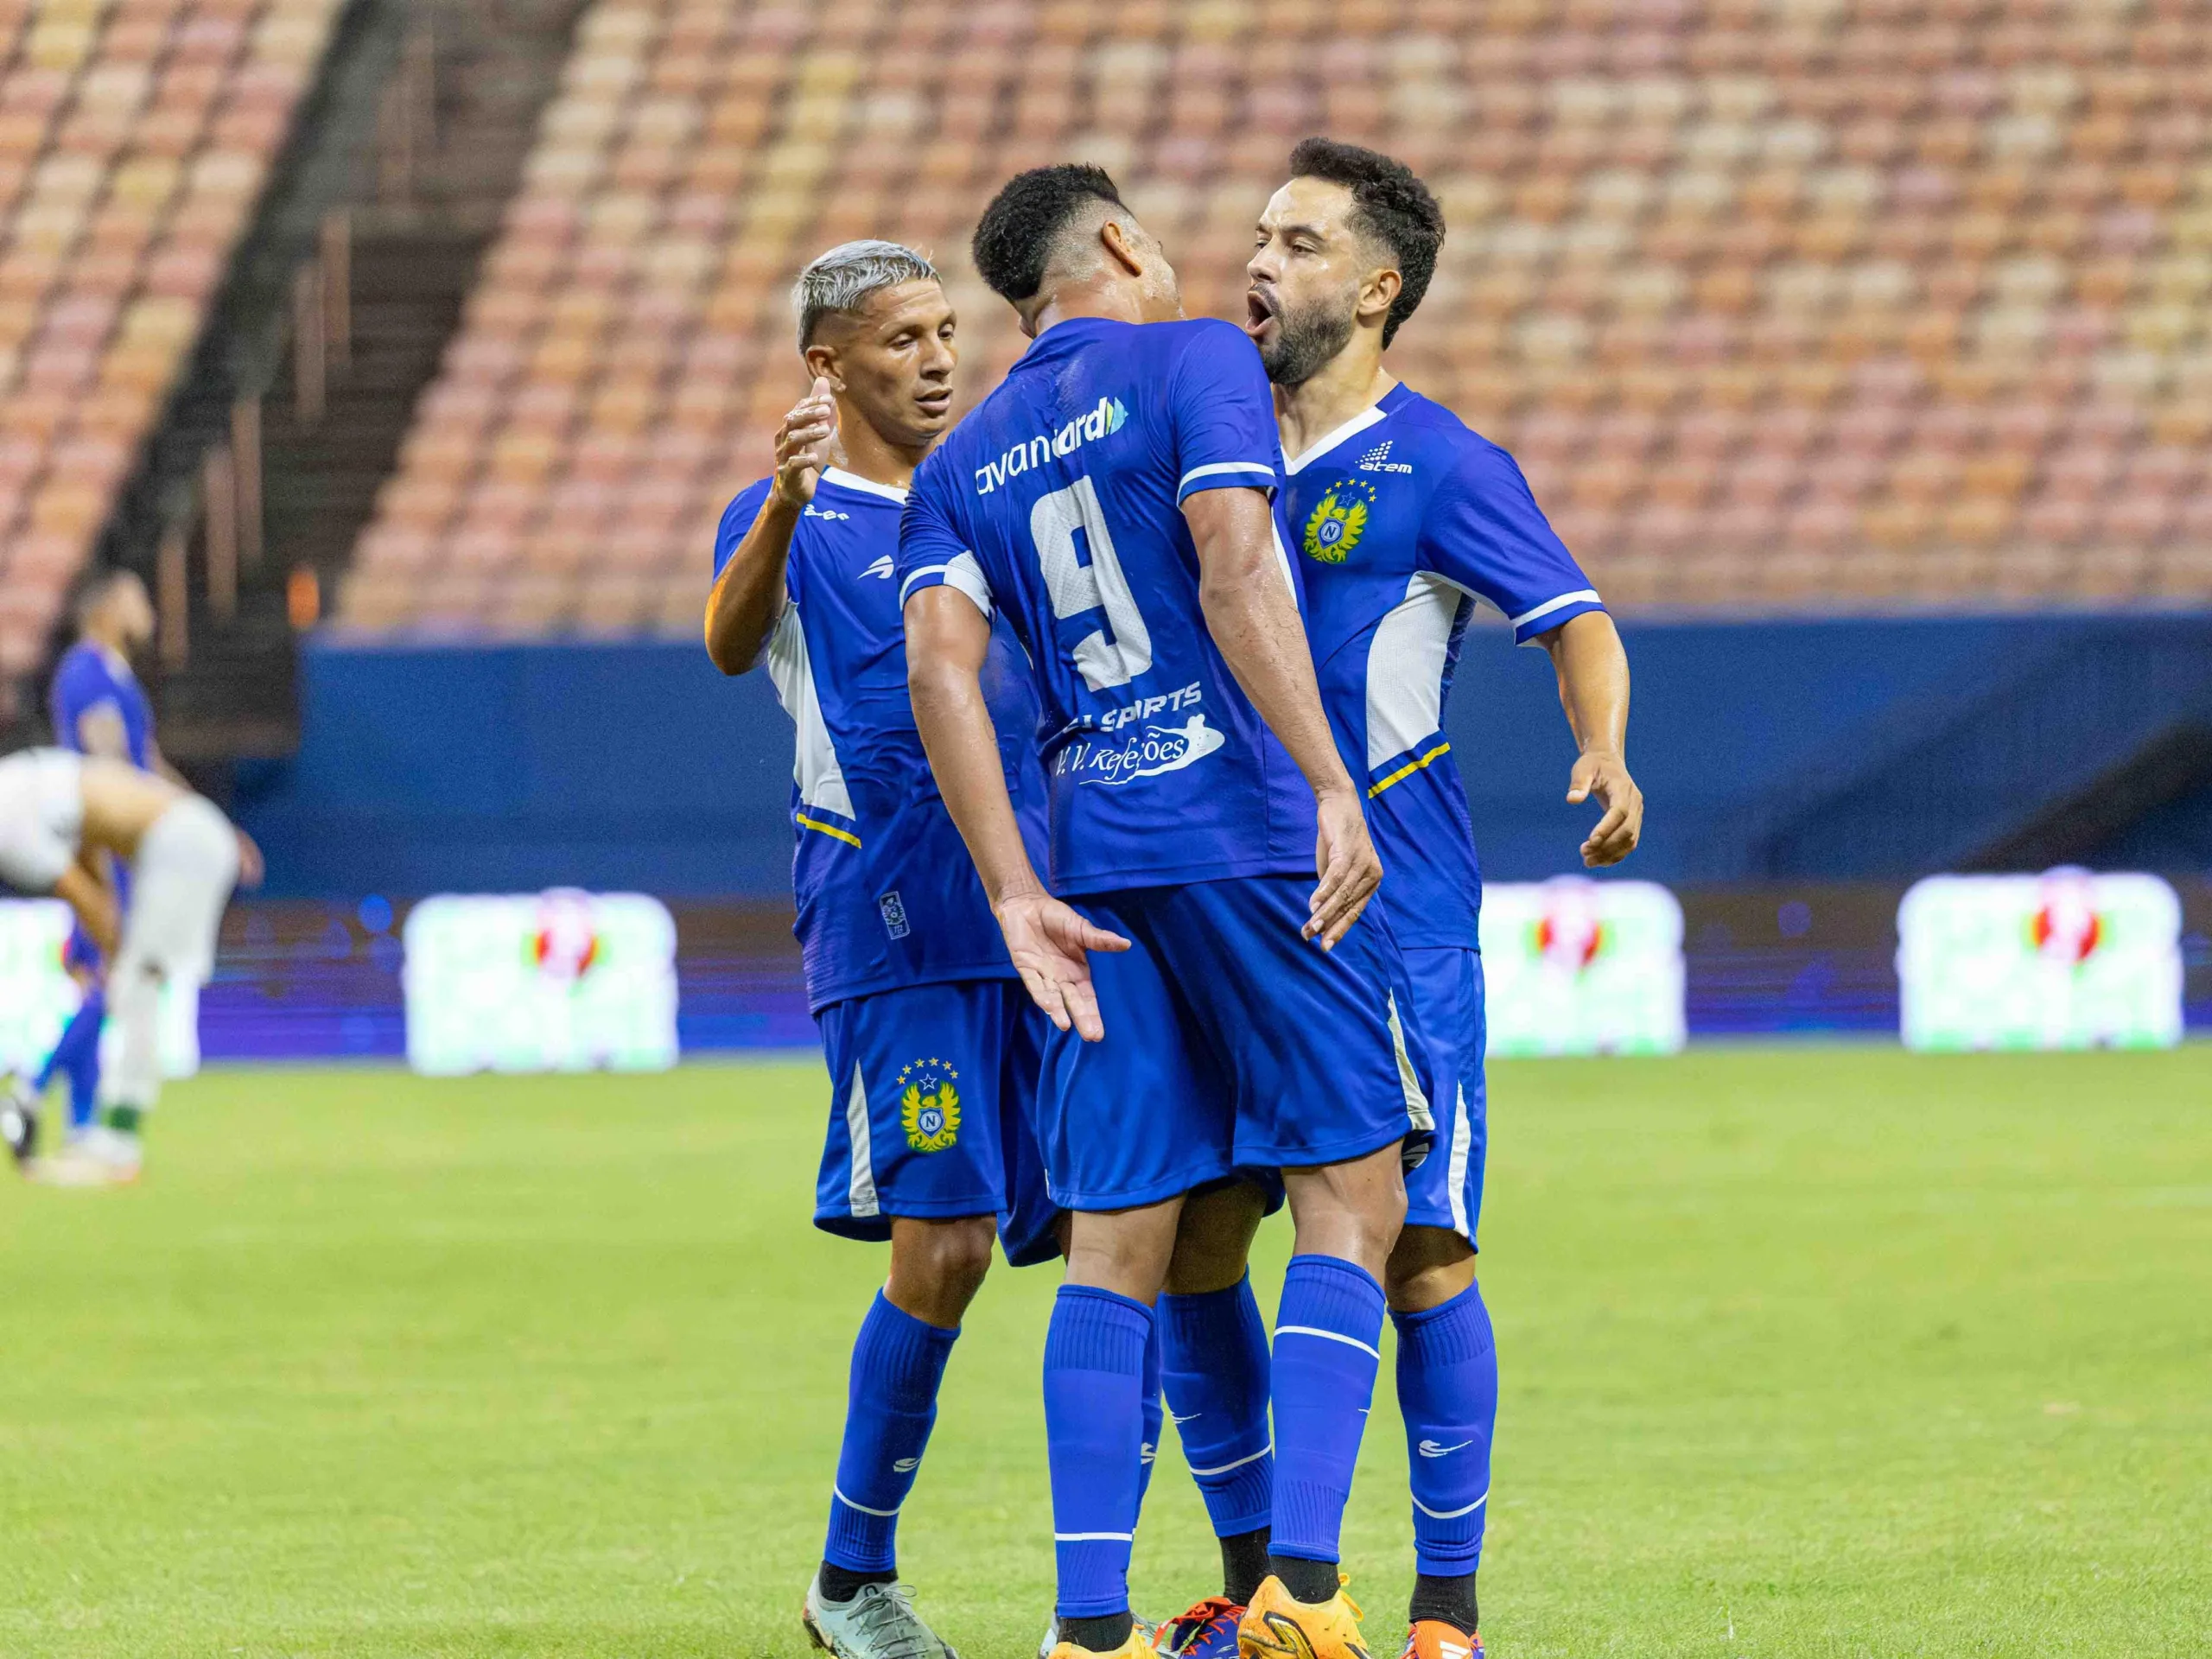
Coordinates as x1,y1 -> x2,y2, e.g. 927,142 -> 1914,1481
901,167 -> 1435,1659
901,314 -> 1314,895
899,267 -> 1432,1211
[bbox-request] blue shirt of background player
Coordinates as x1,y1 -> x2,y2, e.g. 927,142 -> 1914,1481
1285,382 -> 1606,949
49,639 -> 155,945
51,641 -> 154,770
715,467 -> 1049,1012
898,315 -> 1313,896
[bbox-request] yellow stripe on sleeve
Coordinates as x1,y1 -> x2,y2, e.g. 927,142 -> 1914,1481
795,814 -> 862,849
1367,741 -> 1452,799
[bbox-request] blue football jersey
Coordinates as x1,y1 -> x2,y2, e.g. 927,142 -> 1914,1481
898,315 -> 1315,896
1285,383 -> 1605,949
715,467 -> 1048,1011
50,640 -> 153,770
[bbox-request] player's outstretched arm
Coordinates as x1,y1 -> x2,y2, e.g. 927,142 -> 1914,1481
1183,485 -> 1382,950
703,377 -> 836,674
1539,609 -> 1643,867
903,588 -> 1129,1040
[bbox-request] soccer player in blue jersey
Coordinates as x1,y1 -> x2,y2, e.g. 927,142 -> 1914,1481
1155,139 -> 1647,1659
6,569 -> 207,1182
899,167 -> 1434,1659
705,240 -> 1101,1659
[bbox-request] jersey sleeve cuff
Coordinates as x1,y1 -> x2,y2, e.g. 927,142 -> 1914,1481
1175,461 -> 1279,503
898,550 -> 994,618
1510,589 -> 1605,645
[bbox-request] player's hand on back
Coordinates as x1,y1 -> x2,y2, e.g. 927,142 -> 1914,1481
992,891 -> 1130,1042
1568,750 -> 1643,867
1305,786 -> 1383,950
772,376 -> 837,508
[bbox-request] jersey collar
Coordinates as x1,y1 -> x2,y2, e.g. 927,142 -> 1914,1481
820,466 -> 908,504
1281,383 -> 1414,475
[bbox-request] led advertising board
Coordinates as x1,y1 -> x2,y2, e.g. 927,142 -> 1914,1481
403,889 -> 679,1074
1897,869 -> 2183,1051
1478,878 -> 1687,1058
0,899 -> 200,1081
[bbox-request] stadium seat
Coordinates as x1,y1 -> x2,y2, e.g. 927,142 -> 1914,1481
332,0 -> 2212,636
0,0 -> 343,659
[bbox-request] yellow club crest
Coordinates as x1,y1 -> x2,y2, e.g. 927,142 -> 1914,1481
897,1057 -> 962,1153
1302,483 -> 1375,563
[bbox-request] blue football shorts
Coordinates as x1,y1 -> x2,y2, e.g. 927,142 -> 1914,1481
1399,946 -> 1489,1248
814,976 -> 1061,1265
1039,874 -> 1434,1212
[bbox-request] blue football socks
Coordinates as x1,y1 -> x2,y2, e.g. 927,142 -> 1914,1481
822,1291 -> 960,1578
1394,1280 -> 1497,1579
1043,1284 -> 1154,1621
1138,1299 -> 1163,1511
1268,1254 -> 1387,1574
1160,1274 -> 1274,1539
35,990 -> 105,1132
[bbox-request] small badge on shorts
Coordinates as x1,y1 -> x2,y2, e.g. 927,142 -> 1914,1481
897,1058 -> 961,1153
879,891 -> 912,939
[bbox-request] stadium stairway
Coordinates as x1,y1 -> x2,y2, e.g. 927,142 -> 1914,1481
81,0 -> 586,767
82,0 -> 409,765
1742,615 -> 2212,877
256,0 -> 591,658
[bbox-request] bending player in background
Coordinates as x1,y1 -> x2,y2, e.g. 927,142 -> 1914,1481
1152,139 -> 1646,1659
6,572 -> 232,1180
900,166 -> 1433,1659
705,240 -> 1115,1659
0,750 -> 257,1182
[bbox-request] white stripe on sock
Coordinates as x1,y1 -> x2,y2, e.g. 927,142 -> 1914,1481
1185,1440 -> 1274,1478
1053,1530 -> 1135,1541
1275,1324 -> 1382,1360
1411,1486 -> 1490,1521
832,1485 -> 901,1518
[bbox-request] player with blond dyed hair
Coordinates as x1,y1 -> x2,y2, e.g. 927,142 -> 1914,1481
707,240 -> 1122,1659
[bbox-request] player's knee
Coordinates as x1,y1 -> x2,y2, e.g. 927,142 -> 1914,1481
1164,1179 -> 1265,1296
1062,1205 -> 1179,1300
1386,1224 -> 1477,1313
1361,1179 -> 1410,1264
888,1215 -> 996,1322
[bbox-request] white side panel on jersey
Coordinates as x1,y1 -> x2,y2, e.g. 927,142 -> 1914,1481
1270,518 -> 1299,600
764,603 -> 856,819
845,1061 -> 879,1217
1363,571 -> 1465,768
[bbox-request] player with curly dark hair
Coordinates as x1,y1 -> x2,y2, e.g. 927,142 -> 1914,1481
1154,138 -> 1644,1659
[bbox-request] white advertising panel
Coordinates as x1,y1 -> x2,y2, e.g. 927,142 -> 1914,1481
0,899 -> 79,1075
0,899 -> 201,1082
1897,869 -> 2183,1051
402,889 -> 679,1074
1478,878 -> 1687,1057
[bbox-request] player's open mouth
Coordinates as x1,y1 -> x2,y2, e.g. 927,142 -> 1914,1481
915,387 -> 952,416
1245,288 -> 1278,343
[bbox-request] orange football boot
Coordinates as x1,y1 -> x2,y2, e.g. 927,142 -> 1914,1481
1045,1624 -> 1159,1659
1396,1620 -> 1482,1659
1236,1574 -> 1370,1659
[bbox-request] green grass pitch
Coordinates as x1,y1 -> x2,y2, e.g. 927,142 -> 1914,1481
3,1046 -> 2209,1656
